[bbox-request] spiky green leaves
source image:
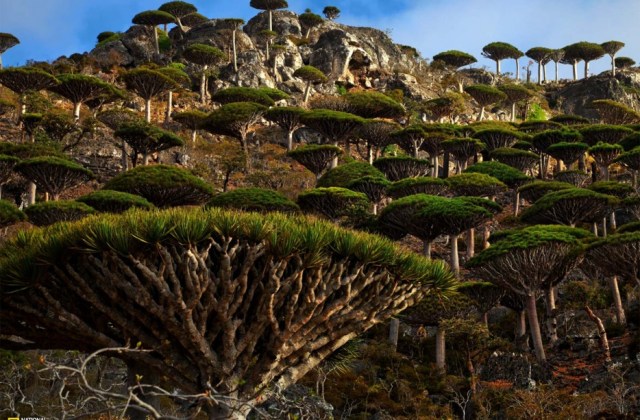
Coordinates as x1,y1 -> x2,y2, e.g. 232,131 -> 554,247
103,165 -> 214,208
387,177 -> 448,199
265,106 -> 308,131
250,0 -> 289,11
317,161 -> 384,188
490,148 -> 538,172
446,173 -> 507,197
0,200 -> 25,227
517,180 -> 573,203
482,42 -> 523,62
207,188 -> 299,213
343,91 -> 405,119
158,1 -> 197,19
293,65 -> 328,83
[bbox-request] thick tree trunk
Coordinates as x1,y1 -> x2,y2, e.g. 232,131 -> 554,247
526,293 -> 546,362
610,212 -> 616,230
585,306 -> 611,364
232,29 -> 238,73
537,62 -> 542,84
121,140 -> 129,171
145,99 -> 152,123
330,141 -> 339,169
515,58 -> 520,81
478,106 -> 485,122
608,276 -> 626,325
482,226 -> 490,249
584,60 -> 590,79
514,191 -> 521,217
165,91 -> 173,123
28,182 -> 36,205
450,234 -> 460,276
516,309 -> 527,337
268,10 -> 273,31
142,153 -> 150,166
572,62 -> 578,81
201,65 -> 208,105
73,102 -> 81,122
152,26 -> 159,55
388,318 -> 399,351
495,60 -> 501,76
191,129 -> 197,144
611,54 -> 616,76
543,62 -> 548,83
435,327 -> 446,371
555,61 -> 559,83
303,81 -> 312,104
601,164 -> 610,181
467,353 -> 477,395
511,102 -> 516,122
423,240 -> 432,259
466,228 -> 475,259
287,130 -> 294,151
544,287 -> 558,343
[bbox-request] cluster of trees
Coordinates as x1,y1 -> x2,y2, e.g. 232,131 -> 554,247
1,1 -> 640,418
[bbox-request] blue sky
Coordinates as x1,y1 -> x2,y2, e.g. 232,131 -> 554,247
2,0 -> 638,80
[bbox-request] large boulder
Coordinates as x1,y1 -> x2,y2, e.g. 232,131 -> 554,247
244,10 -> 303,38
180,20 -> 255,54
549,73 -> 640,119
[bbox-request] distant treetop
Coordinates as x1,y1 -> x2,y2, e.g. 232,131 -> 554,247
323,6 -> 341,20
432,50 -> 477,69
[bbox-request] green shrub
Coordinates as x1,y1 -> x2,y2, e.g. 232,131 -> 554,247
317,162 -> 385,188
207,188 -> 299,213
24,200 -> 95,226
0,200 -> 26,227
77,190 -> 154,213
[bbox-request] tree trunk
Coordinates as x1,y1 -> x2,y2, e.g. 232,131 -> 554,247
368,144 -> 374,165
191,129 -> 197,144
516,309 -> 527,337
526,293 -> 546,362
537,61 -> 542,84
423,240 -> 432,259
28,182 -> 36,205
0,54 -> 3,70
145,99 -> 151,123
435,327 -> 446,371
268,10 -> 273,31
450,234 -> 460,276
73,102 -> 81,122
478,106 -> 485,122
611,54 -> 616,76
466,228 -> 475,259
121,140 -> 129,171
287,130 -> 294,151
165,91 -> 173,123
495,59 -> 501,76
511,102 -> 516,122
201,65 -> 208,105
482,312 -> 489,328
514,191 -> 521,217
608,276 -> 626,325
482,225 -> 491,250
232,29 -> 238,73
515,57 -> 520,81
584,60 -> 590,79
388,318 -> 399,351
152,26 -> 159,55
544,287 -> 558,343
610,211 -> 616,230
601,164 -> 610,182
467,353 -> 477,395
602,217 -> 608,238
555,61 -> 559,83
442,152 -> 450,179
585,306 -> 611,364
142,152 -> 150,166
330,141 -> 339,169
572,61 -> 578,81
303,81 -> 312,104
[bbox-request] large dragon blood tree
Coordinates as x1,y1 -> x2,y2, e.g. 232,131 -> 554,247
0,208 -> 456,419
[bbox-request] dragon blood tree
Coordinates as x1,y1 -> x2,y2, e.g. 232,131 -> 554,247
0,208 -> 456,419
387,177 -> 449,199
207,187 -> 299,213
372,156 -> 431,181
287,144 -> 342,181
14,156 -> 94,201
356,120 -> 400,163
0,33 -> 19,69
265,106 -> 308,151
467,225 -> 588,361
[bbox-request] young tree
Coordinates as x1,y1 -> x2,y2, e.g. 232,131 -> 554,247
182,43 -> 226,104
264,107 -> 308,151
121,68 -> 178,123
464,85 -> 507,121
158,65 -> 190,123
14,157 -> 94,201
293,65 -> 328,104
259,29 -> 277,60
372,156 -> 431,181
158,1 -> 198,32
208,187 -> 299,213
0,33 -> 20,69
202,102 -> 267,171
181,12 -> 208,27
423,94 -> 466,121
287,144 -> 342,180
322,5 -> 341,20
223,19 -> 246,74
589,142 -> 623,181
468,226 -> 588,361
132,10 -> 175,55
481,42 -> 523,79
250,0 -> 289,31
299,9 -> 324,38
458,281 -> 505,327
77,190 -> 154,213
115,122 -> 184,166
48,74 -> 112,121
0,68 -> 58,118
103,165 -> 214,207
0,208 -> 455,418
601,40 -> 625,76
521,188 -> 617,227
525,47 -> 553,84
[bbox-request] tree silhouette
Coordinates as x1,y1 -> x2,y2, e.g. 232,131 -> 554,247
391,125 -> 426,158
48,74 -> 112,121
0,208 -> 455,417
293,65 -> 328,104
0,33 -> 19,69
182,43 -> 226,104
481,42 -> 523,79
442,138 -> 484,173
250,0 -> 289,31
546,142 -> 589,169
115,122 -> 184,166
601,40 -> 625,76
202,102 -> 267,171
468,225 -> 588,361
15,156 -> 94,201
615,56 -> 635,71
323,6 -> 341,20
432,50 -> 477,69
121,68 -> 178,123
464,85 -> 507,121
132,10 -> 175,55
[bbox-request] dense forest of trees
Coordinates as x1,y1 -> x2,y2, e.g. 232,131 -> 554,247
1,1 -> 640,419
